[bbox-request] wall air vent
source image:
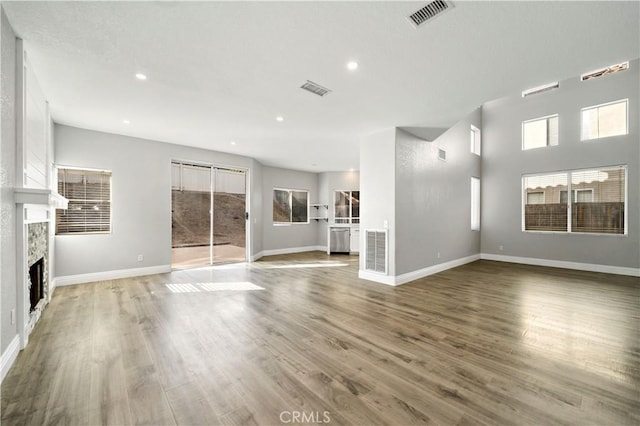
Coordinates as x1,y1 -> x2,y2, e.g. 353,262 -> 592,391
581,61 -> 629,81
365,230 -> 387,274
521,82 -> 559,98
300,80 -> 332,97
438,148 -> 446,161
408,1 -> 453,28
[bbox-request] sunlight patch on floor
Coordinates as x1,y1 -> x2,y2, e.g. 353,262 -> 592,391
166,281 -> 264,293
265,262 -> 349,269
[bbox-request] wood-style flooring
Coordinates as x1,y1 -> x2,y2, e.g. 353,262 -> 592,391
1,252 -> 639,425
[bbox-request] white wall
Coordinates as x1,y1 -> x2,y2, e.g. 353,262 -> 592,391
481,59 -> 639,271
395,108 -> 482,275
260,166 -> 320,253
359,128 -> 397,276
0,7 -> 17,355
54,125 -> 262,278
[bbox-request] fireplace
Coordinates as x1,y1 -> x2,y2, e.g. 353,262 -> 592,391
29,257 -> 45,311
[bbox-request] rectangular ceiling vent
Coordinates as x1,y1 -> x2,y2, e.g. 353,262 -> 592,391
408,1 -> 453,28
300,80 -> 332,97
521,81 -> 560,98
581,61 -> 629,81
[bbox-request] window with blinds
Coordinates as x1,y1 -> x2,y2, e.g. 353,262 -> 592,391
56,168 -> 112,234
523,165 -> 626,234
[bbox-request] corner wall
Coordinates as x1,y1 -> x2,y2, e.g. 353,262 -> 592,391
260,166 -> 321,255
54,125 -> 261,279
0,6 -> 17,357
395,108 -> 482,276
481,59 -> 639,272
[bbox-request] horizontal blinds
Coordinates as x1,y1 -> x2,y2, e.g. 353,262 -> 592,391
571,167 -> 625,234
523,172 -> 568,231
57,168 -> 112,234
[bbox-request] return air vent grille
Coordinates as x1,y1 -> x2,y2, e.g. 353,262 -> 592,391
581,61 -> 629,81
521,82 -> 559,98
408,1 -> 452,27
365,230 -> 388,274
300,80 -> 332,97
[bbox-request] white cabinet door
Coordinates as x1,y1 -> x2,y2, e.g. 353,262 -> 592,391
350,228 -> 360,253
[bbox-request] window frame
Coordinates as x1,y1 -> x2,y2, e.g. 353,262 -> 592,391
522,114 -> 559,150
470,177 -> 480,231
55,166 -> 113,235
522,165 -> 627,236
580,99 -> 629,141
333,190 -> 360,224
273,187 -> 309,225
470,125 -> 481,156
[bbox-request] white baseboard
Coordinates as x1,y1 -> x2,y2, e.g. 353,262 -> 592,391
54,264 -> 172,286
257,246 -> 327,260
358,270 -> 397,286
359,254 -> 481,286
480,253 -> 640,277
1,335 -> 20,384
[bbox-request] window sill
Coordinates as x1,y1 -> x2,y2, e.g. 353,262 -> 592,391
523,230 -> 627,237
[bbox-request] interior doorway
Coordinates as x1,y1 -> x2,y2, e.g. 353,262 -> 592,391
171,161 -> 247,268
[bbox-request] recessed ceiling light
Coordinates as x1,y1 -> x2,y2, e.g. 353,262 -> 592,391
349,168 -> 355,172
347,61 -> 358,71
135,73 -> 147,80
276,116 -> 284,122
123,119 -> 130,124
230,141 -> 237,145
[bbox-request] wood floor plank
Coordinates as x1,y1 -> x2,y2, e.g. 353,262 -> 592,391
2,253 -> 638,425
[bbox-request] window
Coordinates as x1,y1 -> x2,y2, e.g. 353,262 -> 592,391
56,168 -> 112,234
523,166 -> 626,234
334,190 -> 360,224
522,114 -> 558,150
581,99 -> 628,140
273,188 -> 308,224
559,189 -> 593,204
470,125 -> 481,155
470,177 -> 480,231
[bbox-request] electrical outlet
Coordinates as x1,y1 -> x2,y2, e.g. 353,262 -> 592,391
137,254 -> 144,262
383,220 -> 388,229
10,309 -> 15,325
499,245 -> 504,251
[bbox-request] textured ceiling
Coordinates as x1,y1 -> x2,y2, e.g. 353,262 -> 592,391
3,1 -> 639,172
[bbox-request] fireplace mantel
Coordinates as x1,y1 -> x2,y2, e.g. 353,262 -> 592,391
14,188 -> 68,209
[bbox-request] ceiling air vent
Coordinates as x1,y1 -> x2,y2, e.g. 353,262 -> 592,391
438,148 -> 446,161
408,1 -> 453,28
521,82 -> 559,98
581,61 -> 629,81
300,80 -> 332,97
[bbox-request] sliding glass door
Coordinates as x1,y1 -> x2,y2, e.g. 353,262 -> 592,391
171,162 -> 246,268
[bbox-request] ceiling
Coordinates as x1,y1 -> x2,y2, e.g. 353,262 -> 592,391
3,1 -> 639,172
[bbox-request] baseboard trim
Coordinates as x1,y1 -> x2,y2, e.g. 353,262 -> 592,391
359,254 -> 481,286
480,253 -> 640,277
258,246 -> 327,259
54,264 -> 172,286
1,335 -> 20,384
395,254 -> 481,285
358,270 -> 397,286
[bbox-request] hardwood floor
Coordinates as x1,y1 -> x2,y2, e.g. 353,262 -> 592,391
2,252 -> 639,425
